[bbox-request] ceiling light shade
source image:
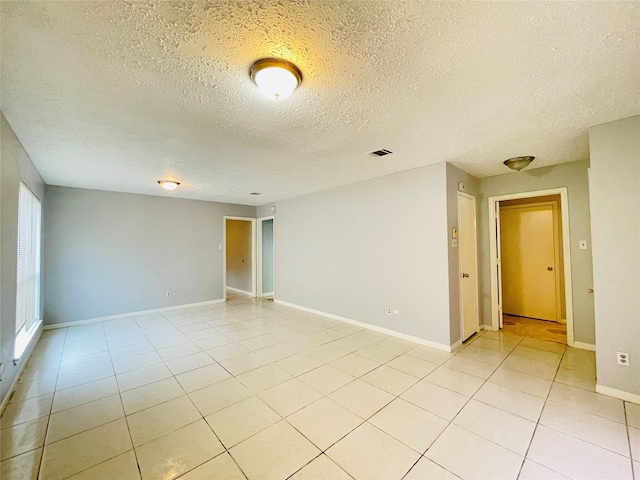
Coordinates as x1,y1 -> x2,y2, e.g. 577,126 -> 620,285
250,58 -> 302,100
158,180 -> 180,191
503,156 -> 535,171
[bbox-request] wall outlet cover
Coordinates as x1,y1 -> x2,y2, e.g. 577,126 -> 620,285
616,352 -> 629,366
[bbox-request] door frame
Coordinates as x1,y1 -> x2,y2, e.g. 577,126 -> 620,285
256,216 -> 275,298
458,191 -> 480,342
223,216 -> 256,300
488,187 -> 575,346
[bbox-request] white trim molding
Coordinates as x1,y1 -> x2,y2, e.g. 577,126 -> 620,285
43,299 -> 225,330
274,299 -> 455,352
573,341 -> 596,352
596,384 -> 640,404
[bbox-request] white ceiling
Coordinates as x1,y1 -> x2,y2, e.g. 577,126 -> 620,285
1,1 -> 638,206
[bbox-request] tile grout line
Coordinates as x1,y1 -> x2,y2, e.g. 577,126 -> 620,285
9,299 -> 615,480
413,331 -> 530,477
624,403 -> 636,479
35,326 -> 68,479
514,339 -> 571,480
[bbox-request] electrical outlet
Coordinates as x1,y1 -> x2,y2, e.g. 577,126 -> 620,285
219,244 -> 223,250
617,352 -> 629,366
387,308 -> 392,315
292,289 -> 296,294
166,291 -> 171,298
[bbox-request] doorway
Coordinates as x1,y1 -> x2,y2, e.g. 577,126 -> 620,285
458,192 -> 480,342
223,217 -> 256,298
257,216 -> 275,298
488,188 -> 575,346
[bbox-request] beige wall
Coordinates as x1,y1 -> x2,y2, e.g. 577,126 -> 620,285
477,160 -> 595,345
589,115 -> 640,398
226,219 -> 253,293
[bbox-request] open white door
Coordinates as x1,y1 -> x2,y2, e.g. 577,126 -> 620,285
458,192 -> 480,341
257,216 -> 275,298
493,200 -> 504,329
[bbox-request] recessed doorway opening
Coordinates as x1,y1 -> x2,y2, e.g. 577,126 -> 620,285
488,188 -> 575,347
223,216 -> 256,300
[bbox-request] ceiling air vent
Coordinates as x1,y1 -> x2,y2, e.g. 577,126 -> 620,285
369,148 -> 393,157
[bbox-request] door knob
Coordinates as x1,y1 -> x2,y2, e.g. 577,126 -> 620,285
547,267 -> 553,271
587,288 -> 594,293
462,273 -> 470,278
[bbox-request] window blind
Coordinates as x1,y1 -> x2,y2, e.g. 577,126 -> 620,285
15,182 -> 41,334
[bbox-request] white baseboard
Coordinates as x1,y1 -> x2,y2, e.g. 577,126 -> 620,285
573,341 -> 596,352
480,324 -> 493,331
596,384 -> 640,405
226,287 -> 253,296
273,299 -> 454,352
1,326 -> 44,415
449,339 -> 463,351
43,299 -> 225,330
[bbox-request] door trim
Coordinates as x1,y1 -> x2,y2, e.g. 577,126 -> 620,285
488,187 -> 575,346
256,216 -> 275,298
223,216 -> 256,300
458,191 -> 480,342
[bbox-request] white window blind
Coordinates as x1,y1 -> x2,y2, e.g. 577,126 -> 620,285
15,182 -> 41,334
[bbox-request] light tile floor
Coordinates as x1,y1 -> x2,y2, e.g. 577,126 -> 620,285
1,292 -> 638,479
502,315 -> 567,345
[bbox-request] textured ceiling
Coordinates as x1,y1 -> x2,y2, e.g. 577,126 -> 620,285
1,1 -> 639,206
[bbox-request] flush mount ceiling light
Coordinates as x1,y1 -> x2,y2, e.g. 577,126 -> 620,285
503,156 -> 535,171
250,58 -> 302,100
157,180 -> 180,191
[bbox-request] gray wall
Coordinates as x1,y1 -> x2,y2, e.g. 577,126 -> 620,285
225,219 -> 253,293
262,163 -> 453,347
261,219 -> 274,294
1,112 -> 46,405
477,161 -> 595,344
446,164 -> 480,343
44,186 -> 255,324
589,116 -> 640,397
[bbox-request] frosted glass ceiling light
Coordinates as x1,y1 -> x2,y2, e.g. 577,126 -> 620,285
158,180 -> 180,191
503,156 -> 535,171
250,58 -> 302,100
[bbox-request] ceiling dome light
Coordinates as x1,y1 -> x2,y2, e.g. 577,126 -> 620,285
503,156 -> 535,171
250,58 -> 302,100
158,180 -> 180,191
